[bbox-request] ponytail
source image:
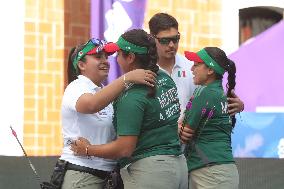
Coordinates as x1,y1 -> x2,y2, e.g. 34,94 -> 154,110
67,45 -> 86,84
145,34 -> 159,97
67,47 -> 77,84
226,59 -> 236,98
225,59 -> 236,127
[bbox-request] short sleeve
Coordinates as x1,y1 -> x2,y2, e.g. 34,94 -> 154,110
62,82 -> 91,111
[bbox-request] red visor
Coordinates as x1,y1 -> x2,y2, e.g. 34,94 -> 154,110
87,42 -> 120,55
184,51 -> 203,63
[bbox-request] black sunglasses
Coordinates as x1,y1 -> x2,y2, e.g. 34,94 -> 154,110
154,33 -> 180,45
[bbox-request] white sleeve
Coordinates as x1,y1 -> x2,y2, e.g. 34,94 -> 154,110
62,82 -> 92,111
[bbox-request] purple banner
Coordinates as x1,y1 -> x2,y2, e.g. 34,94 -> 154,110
90,0 -> 147,83
229,21 -> 284,112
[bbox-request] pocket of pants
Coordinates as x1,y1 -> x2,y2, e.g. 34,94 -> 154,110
208,164 -> 236,184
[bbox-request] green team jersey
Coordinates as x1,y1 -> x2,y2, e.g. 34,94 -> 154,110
113,70 -> 182,168
184,80 -> 235,172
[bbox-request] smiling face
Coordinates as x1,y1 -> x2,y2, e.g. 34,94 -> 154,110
78,51 -> 110,85
191,61 -> 212,85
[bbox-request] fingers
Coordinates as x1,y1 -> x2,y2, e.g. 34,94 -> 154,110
77,137 -> 91,145
144,71 -> 156,87
228,105 -> 238,115
227,97 -> 238,104
228,102 -> 238,108
183,126 -> 195,135
178,126 -> 194,144
179,132 -> 192,143
228,100 -> 244,114
177,123 -> 183,134
145,70 -> 157,77
180,130 -> 194,139
144,79 -> 155,87
70,144 -> 78,155
70,137 -> 91,156
77,137 -> 87,143
230,89 -> 237,98
70,139 -> 83,156
228,107 -> 238,116
145,72 -> 156,82
126,69 -> 157,86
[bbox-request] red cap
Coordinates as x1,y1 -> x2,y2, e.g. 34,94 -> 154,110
87,42 -> 120,55
184,51 -> 203,63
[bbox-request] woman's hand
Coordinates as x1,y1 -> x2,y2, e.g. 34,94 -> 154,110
179,124 -> 195,144
228,90 -> 244,116
70,137 -> 91,156
125,69 -> 157,87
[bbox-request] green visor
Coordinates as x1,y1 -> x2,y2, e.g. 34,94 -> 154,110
184,49 -> 225,75
116,36 -> 148,54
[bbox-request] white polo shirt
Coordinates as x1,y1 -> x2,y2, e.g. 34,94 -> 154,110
159,54 -> 196,121
60,75 -> 116,171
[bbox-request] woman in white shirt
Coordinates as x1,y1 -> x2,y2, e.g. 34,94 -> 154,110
59,38 -> 156,189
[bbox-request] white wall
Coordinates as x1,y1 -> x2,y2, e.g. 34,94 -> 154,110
221,0 -> 284,54
0,1 -> 24,155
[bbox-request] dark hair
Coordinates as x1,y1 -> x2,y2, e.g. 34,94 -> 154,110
67,44 -> 86,84
121,29 -> 159,97
148,13 -> 179,35
204,47 -> 237,128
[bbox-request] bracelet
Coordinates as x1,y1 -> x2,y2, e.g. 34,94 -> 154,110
85,145 -> 90,156
123,74 -> 130,89
123,74 -> 126,83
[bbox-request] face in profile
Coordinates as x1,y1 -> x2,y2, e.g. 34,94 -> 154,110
116,50 -> 132,73
191,62 -> 210,85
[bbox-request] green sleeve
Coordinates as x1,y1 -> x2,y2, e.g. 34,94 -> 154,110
115,90 -> 147,136
185,88 -> 211,130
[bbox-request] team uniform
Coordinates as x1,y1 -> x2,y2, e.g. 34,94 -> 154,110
160,54 -> 196,121
113,70 -> 188,189
184,80 -> 239,189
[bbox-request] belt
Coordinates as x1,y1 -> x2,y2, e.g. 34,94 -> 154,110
66,162 -> 109,180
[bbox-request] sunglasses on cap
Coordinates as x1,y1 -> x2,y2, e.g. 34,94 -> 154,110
85,38 -> 108,54
73,38 -> 119,72
154,33 -> 180,45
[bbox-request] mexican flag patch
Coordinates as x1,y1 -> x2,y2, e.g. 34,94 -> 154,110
178,70 -> 186,77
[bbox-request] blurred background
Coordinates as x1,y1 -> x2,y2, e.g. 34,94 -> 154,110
0,0 -> 284,188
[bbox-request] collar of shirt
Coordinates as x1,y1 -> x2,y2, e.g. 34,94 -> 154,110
206,80 -> 223,88
158,54 -> 183,76
77,75 -> 102,92
174,54 -> 184,69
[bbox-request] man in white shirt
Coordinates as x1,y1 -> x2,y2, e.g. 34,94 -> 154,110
148,13 -> 244,139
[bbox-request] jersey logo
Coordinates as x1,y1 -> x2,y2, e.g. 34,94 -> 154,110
221,101 -> 228,114
178,70 -> 186,77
